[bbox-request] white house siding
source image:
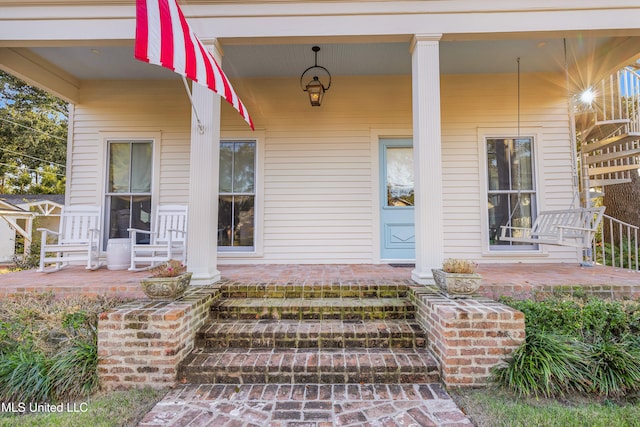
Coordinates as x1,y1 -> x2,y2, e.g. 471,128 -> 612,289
221,75 -> 413,263
441,72 -> 578,263
69,80 -> 191,207
69,72 -> 577,265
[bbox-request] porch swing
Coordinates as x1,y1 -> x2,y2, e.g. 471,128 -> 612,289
499,196 -> 605,249
498,55 -> 606,249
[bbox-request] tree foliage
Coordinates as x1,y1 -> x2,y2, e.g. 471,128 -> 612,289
0,70 -> 67,194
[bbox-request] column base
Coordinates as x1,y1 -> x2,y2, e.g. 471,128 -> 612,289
412,268 -> 435,285
191,270 -> 221,285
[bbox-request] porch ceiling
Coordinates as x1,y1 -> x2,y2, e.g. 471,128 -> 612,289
26,36 -> 608,82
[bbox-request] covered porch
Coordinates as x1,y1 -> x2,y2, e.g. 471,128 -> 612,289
1,263 -> 638,300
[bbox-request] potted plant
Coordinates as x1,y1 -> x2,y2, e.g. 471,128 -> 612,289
432,258 -> 481,298
139,259 -> 192,300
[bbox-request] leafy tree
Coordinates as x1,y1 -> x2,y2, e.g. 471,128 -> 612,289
0,70 -> 67,194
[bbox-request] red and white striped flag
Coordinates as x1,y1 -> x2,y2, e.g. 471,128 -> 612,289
135,0 -> 254,130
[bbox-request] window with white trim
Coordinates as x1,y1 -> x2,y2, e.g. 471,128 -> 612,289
218,140 -> 256,252
486,136 -> 537,250
104,140 -> 153,248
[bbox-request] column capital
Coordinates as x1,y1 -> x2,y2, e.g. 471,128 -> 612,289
200,38 -> 224,58
410,34 -> 443,53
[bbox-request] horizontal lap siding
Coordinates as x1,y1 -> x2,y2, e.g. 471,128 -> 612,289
69,73 -> 576,264
69,80 -> 190,206
226,76 -> 411,263
441,73 -> 577,262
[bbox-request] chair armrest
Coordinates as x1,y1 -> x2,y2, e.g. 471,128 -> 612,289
127,228 -> 154,235
37,227 -> 59,236
167,228 -> 187,235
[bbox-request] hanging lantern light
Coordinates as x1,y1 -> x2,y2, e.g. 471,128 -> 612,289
300,46 -> 332,107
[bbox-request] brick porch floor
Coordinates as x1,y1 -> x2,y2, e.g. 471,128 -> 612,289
0,262 -> 638,299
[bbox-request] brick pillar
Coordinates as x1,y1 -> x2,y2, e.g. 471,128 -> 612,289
411,287 -> 526,387
97,287 -> 216,390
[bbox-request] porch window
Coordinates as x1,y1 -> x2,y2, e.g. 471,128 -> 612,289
104,140 -> 152,247
218,141 -> 255,251
486,136 -> 537,250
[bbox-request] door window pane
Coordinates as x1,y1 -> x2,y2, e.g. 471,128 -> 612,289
386,147 -> 414,207
218,141 -> 256,251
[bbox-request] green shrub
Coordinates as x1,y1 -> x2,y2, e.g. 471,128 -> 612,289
501,297 -> 583,336
10,241 -> 41,271
48,338 -> 99,401
0,346 -> 51,402
0,292 -> 129,403
496,295 -> 640,398
588,335 -> 640,396
493,330 -> 591,397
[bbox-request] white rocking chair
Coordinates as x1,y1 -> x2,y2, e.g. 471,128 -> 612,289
128,205 -> 188,271
500,206 -> 605,249
37,205 -> 102,272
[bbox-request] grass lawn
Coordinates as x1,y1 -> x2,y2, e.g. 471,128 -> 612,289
0,387 -> 166,427
451,387 -> 640,427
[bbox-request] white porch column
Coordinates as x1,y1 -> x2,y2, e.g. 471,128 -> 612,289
410,34 -> 444,284
187,42 -> 222,283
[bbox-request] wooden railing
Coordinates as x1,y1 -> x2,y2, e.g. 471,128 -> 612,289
593,214 -> 639,272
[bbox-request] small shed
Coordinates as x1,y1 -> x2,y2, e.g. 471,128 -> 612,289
0,195 -> 64,262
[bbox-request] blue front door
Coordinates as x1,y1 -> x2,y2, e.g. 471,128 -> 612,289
380,138 -> 415,260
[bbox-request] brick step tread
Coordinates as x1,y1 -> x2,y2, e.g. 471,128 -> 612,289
195,319 -> 427,349
178,348 -> 439,385
219,282 -> 411,299
211,297 -> 415,320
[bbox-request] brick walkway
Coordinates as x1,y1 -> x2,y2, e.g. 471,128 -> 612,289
139,383 -> 472,426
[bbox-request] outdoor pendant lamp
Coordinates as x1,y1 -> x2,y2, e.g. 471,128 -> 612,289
300,46 -> 332,107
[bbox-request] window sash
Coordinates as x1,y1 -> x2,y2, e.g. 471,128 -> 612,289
218,141 -> 256,250
104,140 -> 153,248
486,136 -> 537,250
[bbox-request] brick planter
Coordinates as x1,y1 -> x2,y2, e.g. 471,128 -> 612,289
97,285 -> 218,390
410,286 -> 525,387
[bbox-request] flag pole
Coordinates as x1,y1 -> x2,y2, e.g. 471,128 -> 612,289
181,76 -> 205,135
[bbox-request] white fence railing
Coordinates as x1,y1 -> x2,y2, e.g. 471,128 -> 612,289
593,214 -> 639,272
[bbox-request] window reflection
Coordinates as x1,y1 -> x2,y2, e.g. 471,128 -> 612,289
386,147 -> 414,207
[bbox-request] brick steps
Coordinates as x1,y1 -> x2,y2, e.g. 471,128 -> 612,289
210,297 -> 415,320
179,282 -> 440,386
196,319 -> 427,349
177,348 -> 439,385
219,283 -> 410,299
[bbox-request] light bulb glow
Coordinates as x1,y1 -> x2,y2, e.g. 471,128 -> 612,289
579,88 -> 595,105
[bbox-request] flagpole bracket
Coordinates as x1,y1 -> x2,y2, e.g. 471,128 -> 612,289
181,76 -> 206,135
